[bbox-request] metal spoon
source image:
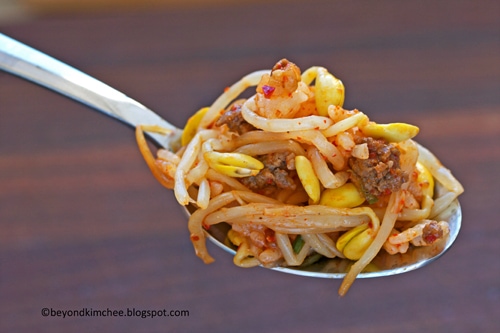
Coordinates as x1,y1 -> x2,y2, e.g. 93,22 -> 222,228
0,33 -> 461,279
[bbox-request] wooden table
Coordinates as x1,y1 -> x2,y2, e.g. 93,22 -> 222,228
1,1 -> 499,332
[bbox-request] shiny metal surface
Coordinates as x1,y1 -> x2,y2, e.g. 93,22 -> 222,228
0,33 -> 182,150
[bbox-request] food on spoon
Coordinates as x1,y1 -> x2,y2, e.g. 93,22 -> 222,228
136,59 -> 464,296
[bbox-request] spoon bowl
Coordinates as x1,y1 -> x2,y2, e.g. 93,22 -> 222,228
0,33 -> 462,279
186,197 -> 461,279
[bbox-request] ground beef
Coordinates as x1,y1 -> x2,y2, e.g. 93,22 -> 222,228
348,137 -> 408,203
422,221 -> 444,244
215,101 -> 256,135
240,151 -> 296,196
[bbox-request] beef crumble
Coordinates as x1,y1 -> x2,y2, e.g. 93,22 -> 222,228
240,151 -> 297,196
215,101 -> 256,135
216,101 -> 296,195
422,221 -> 444,244
348,137 -> 407,203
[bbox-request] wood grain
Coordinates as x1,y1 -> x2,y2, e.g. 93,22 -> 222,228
1,1 -> 499,332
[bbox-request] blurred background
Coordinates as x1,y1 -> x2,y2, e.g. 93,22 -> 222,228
4,0 -> 253,23
0,0 -> 499,332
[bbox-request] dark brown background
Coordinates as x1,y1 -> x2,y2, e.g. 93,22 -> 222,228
1,1 -> 499,332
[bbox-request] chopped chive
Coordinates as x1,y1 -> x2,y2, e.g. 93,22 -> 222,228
292,235 -> 305,254
299,252 -> 323,267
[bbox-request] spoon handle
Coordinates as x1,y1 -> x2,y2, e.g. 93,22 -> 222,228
0,33 -> 182,150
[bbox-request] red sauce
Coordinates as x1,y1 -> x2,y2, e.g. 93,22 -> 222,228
262,85 -> 275,98
424,234 -> 438,244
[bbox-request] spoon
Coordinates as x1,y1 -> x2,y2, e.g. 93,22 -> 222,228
0,33 -> 461,279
